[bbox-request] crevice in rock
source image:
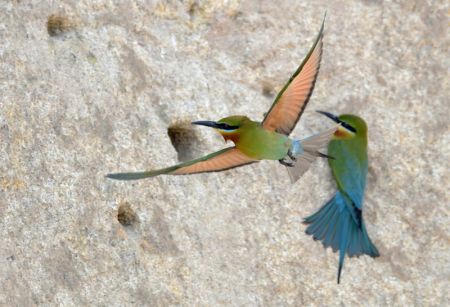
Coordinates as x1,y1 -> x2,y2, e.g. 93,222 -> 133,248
117,202 -> 138,227
167,121 -> 202,162
262,81 -> 276,98
47,15 -> 74,37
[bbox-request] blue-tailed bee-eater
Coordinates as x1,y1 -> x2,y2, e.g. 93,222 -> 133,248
107,16 -> 337,183
304,111 -> 380,283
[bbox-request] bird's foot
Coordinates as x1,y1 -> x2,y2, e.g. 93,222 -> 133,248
287,150 -> 297,161
279,159 -> 294,167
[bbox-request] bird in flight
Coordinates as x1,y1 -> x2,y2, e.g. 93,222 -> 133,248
304,112 -> 380,284
107,16 -> 336,183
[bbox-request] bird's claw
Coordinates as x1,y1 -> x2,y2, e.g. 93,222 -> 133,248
279,159 -> 294,167
287,150 -> 297,161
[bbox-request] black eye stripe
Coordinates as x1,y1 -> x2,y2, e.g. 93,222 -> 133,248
341,122 -> 357,133
218,123 -> 239,130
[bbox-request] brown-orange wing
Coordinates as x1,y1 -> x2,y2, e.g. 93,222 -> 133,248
106,147 -> 257,180
262,18 -> 324,135
172,147 -> 257,175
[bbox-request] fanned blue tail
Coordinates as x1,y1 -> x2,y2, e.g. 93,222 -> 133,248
303,191 -> 379,283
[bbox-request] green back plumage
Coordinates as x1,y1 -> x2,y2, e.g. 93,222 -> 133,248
217,116 -> 291,160
238,125 -> 290,160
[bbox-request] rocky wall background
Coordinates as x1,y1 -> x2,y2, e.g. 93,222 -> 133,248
0,0 -> 448,306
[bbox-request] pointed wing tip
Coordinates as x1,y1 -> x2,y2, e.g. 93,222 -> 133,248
105,173 -> 122,180
316,12 -> 326,41
105,172 -> 149,181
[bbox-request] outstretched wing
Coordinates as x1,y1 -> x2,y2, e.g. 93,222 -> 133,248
262,16 -> 325,135
106,147 -> 257,180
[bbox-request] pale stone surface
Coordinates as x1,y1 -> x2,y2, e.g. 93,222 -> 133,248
0,0 -> 449,306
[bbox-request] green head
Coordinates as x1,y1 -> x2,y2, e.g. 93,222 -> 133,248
317,111 -> 367,140
192,115 -> 254,141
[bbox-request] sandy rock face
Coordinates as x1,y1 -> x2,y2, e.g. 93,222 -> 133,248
0,0 -> 448,306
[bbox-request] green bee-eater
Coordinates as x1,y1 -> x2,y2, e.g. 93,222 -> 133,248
107,17 -> 337,182
303,111 -> 380,284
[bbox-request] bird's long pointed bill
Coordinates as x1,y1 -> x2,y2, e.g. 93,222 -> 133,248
316,110 -> 340,123
191,121 -> 221,128
316,110 -> 357,134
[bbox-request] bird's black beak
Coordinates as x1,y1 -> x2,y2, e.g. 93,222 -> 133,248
191,120 -> 222,129
316,110 -> 340,123
316,110 -> 356,133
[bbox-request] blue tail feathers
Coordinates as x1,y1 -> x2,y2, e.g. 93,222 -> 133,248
303,191 -> 379,283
